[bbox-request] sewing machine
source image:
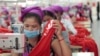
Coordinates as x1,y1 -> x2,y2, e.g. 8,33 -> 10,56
0,33 -> 25,53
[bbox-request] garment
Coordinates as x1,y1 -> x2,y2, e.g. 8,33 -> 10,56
69,26 -> 98,56
61,14 -> 77,44
61,14 -> 77,35
60,22 -> 70,44
0,27 -> 12,33
20,6 -> 44,22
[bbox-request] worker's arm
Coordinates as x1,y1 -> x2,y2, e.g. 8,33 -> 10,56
52,20 -> 72,56
57,35 -> 72,56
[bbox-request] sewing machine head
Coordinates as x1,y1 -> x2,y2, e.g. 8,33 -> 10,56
0,33 -> 25,53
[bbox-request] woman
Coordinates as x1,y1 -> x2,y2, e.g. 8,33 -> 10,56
42,7 -> 57,30
97,2 -> 100,20
0,7 -> 10,28
51,6 -> 74,44
42,7 -> 56,22
12,6 -> 71,56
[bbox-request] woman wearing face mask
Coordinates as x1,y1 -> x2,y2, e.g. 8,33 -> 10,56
42,7 -> 57,30
43,6 -> 69,44
50,6 -> 77,44
12,6 -> 71,56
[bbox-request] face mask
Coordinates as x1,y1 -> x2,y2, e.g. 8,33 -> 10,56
43,22 -> 47,26
24,29 -> 40,38
41,22 -> 47,28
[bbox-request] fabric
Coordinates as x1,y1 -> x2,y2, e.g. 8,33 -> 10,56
76,3 -> 83,9
20,6 -> 44,22
61,18 -> 77,35
76,17 -> 88,21
43,7 -> 55,16
51,6 -> 63,14
23,51 -> 29,56
62,6 -> 70,12
60,22 -> 70,44
29,20 -> 55,56
69,26 -> 98,56
75,26 -> 90,36
0,27 -> 12,33
0,48 -> 11,53
1,7 -> 9,14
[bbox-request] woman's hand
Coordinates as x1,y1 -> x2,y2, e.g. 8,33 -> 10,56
52,20 -> 63,38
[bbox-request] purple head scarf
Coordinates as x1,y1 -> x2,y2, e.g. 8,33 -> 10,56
50,5 -> 63,15
43,7 -> 55,15
20,6 -> 44,22
63,6 -> 70,12
2,7 -> 9,14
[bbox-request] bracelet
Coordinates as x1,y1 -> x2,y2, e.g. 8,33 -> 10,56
58,38 -> 64,42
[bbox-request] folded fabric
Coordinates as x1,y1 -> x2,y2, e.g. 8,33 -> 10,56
69,25 -> 98,56
0,27 -> 12,33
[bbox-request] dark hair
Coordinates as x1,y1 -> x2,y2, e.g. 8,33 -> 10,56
43,10 -> 56,19
23,13 -> 42,25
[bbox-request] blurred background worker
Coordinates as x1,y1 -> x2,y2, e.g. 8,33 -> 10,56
97,2 -> 100,20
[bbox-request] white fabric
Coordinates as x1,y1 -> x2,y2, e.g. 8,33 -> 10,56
61,14 -> 77,35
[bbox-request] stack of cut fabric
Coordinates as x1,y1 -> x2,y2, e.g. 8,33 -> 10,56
69,23 -> 98,56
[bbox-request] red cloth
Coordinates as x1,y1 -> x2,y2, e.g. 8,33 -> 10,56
29,20 -> 55,56
75,26 -> 90,36
69,26 -> 98,56
0,27 -> 12,33
70,36 -> 98,56
0,49 -> 3,54
5,20 -> 10,26
76,17 -> 88,21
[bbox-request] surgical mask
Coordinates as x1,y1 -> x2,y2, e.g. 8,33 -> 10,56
24,29 -> 40,38
41,22 -> 47,33
41,22 -> 47,28
43,22 -> 47,26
